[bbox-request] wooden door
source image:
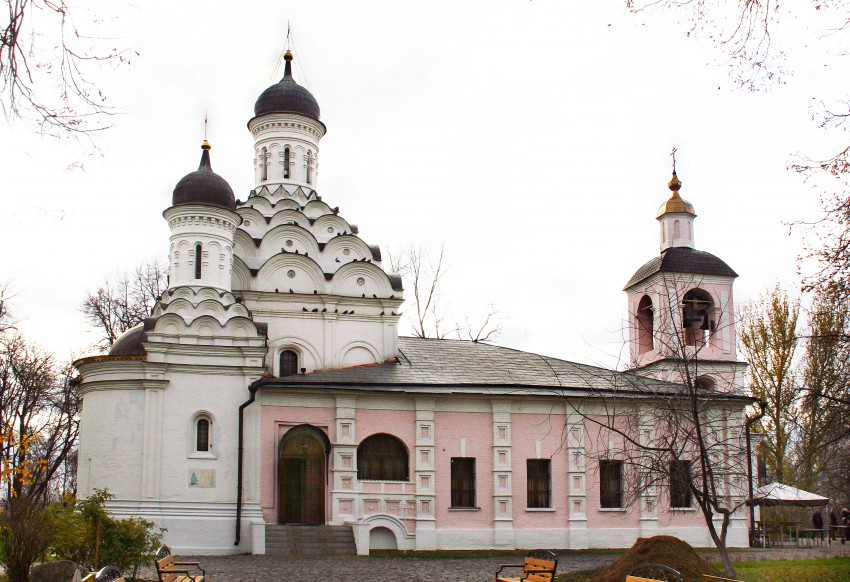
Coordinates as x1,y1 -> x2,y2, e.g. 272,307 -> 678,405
279,430 -> 325,524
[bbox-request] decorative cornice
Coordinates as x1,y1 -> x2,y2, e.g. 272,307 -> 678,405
77,378 -> 169,396
167,214 -> 239,233
73,354 -> 146,368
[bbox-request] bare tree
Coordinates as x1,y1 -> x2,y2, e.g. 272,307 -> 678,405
1,0 -> 130,138
0,333 -> 79,502
0,314 -> 79,582
564,277 -> 753,577
0,282 -> 14,334
738,284 -> 800,482
80,259 -> 166,351
389,245 -> 501,342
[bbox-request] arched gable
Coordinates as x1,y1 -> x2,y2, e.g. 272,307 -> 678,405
330,262 -> 394,298
312,215 -> 353,240
152,313 -> 259,338
231,256 -> 252,291
242,195 -> 274,215
267,336 -> 322,372
268,209 -> 311,230
260,224 -> 321,259
256,253 -> 326,294
302,200 -> 333,219
236,207 -> 268,239
323,235 -> 373,264
338,341 -> 380,368
233,229 -> 258,263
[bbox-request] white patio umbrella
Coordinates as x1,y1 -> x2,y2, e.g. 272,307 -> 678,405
747,482 -> 830,507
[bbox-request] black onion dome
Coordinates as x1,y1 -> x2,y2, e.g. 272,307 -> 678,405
172,141 -> 236,211
109,325 -> 147,356
254,51 -> 321,120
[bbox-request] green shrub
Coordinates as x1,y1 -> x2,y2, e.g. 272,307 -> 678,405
49,489 -> 163,574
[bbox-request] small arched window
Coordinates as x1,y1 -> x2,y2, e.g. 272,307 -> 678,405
673,219 -> 681,239
194,244 -> 203,279
196,417 -> 210,452
261,147 -> 268,181
357,434 -> 408,481
188,412 -> 216,458
306,150 -> 313,185
279,350 -> 299,377
636,295 -> 654,355
284,147 -> 290,179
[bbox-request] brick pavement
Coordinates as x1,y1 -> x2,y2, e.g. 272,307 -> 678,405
137,545 -> 850,582
139,552 -> 618,582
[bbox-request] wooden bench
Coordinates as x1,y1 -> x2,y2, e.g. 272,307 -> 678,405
627,563 -> 683,582
154,545 -> 206,582
80,566 -> 124,582
495,549 -> 557,582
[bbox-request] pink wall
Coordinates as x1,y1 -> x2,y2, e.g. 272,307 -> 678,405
510,413 -> 568,528
258,396 -> 714,535
583,420 -> 641,529
260,405 -> 336,523
433,410 -> 494,527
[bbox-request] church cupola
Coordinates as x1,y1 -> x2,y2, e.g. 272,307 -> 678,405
164,141 -> 241,291
248,50 -> 326,191
172,140 -> 236,211
657,170 -> 696,251
254,51 -> 321,121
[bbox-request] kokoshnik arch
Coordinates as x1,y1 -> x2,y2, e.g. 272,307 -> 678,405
73,50 -> 754,555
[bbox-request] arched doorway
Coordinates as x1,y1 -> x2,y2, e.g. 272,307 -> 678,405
278,425 -> 328,524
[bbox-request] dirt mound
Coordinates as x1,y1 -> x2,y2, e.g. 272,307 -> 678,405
591,535 -> 724,582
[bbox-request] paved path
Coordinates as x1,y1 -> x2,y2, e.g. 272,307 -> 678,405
137,545 -> 850,582
139,553 -> 619,582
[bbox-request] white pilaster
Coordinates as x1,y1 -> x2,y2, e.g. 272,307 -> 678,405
567,410 -> 587,549
492,400 -> 514,549
415,398 -> 437,550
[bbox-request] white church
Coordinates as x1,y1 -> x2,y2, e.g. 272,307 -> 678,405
73,51 -> 754,555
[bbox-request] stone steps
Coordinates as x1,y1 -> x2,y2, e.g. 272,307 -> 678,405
265,525 -> 356,556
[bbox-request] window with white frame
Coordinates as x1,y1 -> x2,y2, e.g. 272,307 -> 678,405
599,459 -> 623,509
189,412 -> 216,458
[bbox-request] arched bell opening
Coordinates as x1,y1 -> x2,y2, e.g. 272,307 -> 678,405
636,295 -> 654,355
278,424 -> 331,524
682,288 -> 715,347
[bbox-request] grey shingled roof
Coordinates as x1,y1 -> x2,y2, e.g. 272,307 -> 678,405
625,246 -> 738,290
261,337 -> 683,395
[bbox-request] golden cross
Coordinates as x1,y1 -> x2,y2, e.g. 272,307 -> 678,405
671,147 -> 678,172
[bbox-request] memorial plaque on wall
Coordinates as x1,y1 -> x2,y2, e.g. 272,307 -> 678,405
189,469 -> 216,488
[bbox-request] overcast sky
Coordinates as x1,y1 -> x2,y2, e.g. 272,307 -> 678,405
2,1 -> 845,369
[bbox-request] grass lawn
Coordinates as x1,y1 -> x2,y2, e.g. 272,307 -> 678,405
721,557 -> 850,582
554,557 -> 850,582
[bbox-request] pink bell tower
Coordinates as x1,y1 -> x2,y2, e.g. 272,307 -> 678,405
624,159 -> 746,392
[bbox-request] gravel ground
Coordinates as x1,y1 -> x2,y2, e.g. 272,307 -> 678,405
134,545 -> 850,582
137,552 -> 618,582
